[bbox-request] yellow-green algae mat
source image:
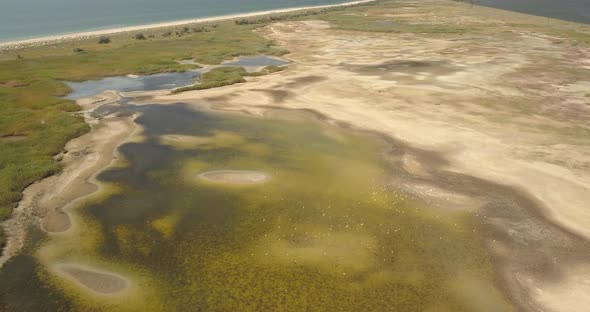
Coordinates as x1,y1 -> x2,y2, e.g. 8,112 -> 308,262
0,104 -> 512,311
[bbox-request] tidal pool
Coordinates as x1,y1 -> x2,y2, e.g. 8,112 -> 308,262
0,104 -> 511,311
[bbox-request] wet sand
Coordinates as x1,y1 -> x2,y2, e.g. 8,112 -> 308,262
55,263 -> 129,295
198,170 -> 270,184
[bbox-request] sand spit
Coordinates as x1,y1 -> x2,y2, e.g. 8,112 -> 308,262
198,170 -> 270,184
0,99 -> 137,266
55,263 -> 129,295
0,0 -> 375,50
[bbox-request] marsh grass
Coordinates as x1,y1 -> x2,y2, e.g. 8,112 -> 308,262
0,22 -> 288,248
172,67 -> 248,93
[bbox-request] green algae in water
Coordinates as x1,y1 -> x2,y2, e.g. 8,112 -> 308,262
0,104 -> 512,311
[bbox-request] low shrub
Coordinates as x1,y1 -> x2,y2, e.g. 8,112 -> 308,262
98,36 -> 111,44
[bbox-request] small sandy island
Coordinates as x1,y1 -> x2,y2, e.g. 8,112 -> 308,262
197,170 -> 270,184
55,263 -> 129,295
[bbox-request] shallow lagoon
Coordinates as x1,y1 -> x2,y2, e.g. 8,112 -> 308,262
0,104 -> 511,311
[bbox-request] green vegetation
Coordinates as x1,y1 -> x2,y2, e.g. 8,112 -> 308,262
0,22 -> 288,250
173,67 -> 248,93
231,0 -> 473,34
98,36 -> 111,44
172,65 -> 285,93
247,65 -> 285,76
321,13 -> 472,33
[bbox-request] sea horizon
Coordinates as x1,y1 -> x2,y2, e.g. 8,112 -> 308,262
0,0 -> 355,43
1,0 -> 588,44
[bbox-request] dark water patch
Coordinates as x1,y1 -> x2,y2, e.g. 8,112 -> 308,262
0,256 -> 72,312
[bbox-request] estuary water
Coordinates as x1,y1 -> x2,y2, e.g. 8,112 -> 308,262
0,0 -> 353,43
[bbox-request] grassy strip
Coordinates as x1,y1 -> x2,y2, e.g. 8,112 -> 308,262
246,65 -> 285,76
0,22 -> 289,249
173,67 -> 248,93
171,65 -> 285,93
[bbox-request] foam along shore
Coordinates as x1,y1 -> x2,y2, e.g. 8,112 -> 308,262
0,0 -> 375,50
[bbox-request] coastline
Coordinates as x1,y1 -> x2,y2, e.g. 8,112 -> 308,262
1,0 -> 589,310
0,0 -> 375,50
0,93 -> 139,267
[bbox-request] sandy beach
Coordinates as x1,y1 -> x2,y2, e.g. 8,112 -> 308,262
0,0 -> 374,50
